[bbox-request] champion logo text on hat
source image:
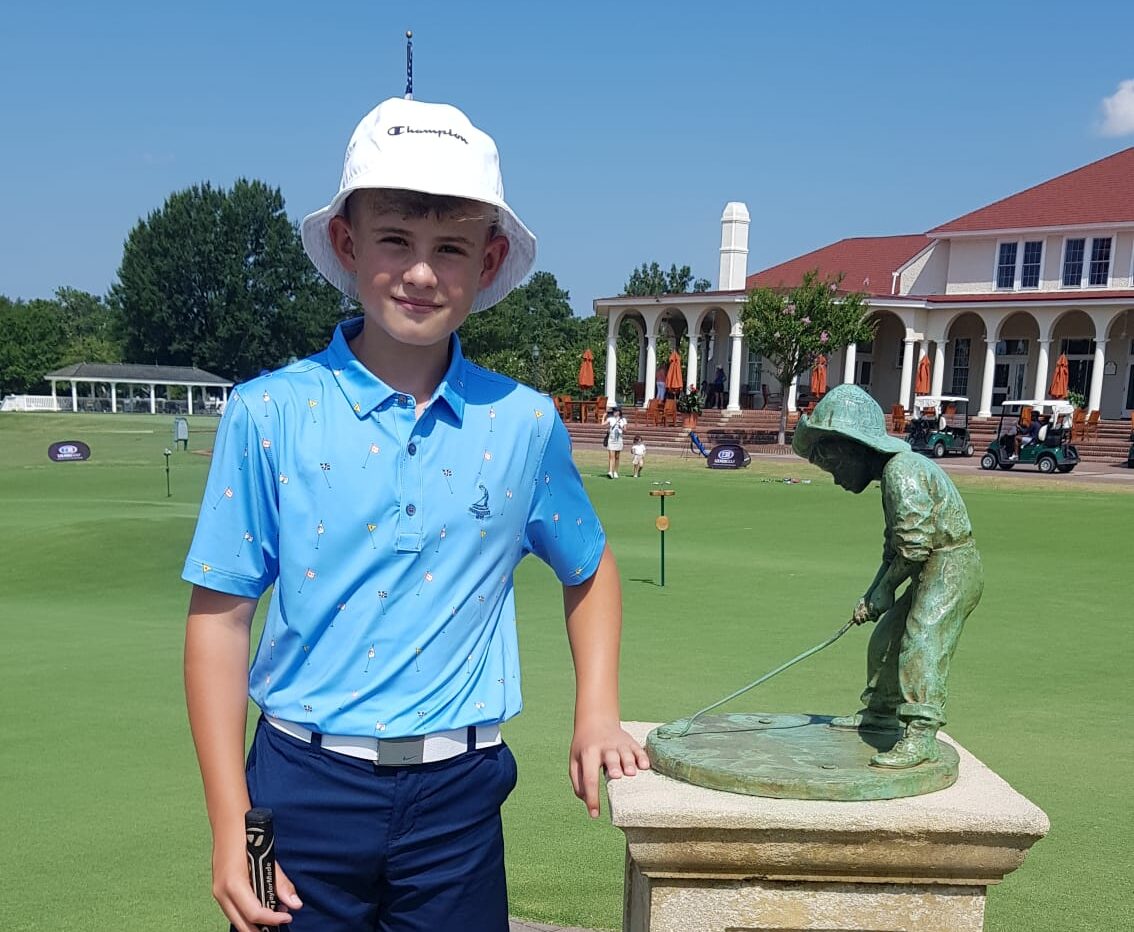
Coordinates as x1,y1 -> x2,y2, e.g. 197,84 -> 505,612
387,125 -> 468,144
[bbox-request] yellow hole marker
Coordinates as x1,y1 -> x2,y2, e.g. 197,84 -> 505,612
648,486 -> 676,586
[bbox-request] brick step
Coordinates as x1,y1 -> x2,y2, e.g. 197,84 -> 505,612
568,415 -> 1132,463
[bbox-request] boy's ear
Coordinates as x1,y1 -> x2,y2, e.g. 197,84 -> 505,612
328,215 -> 357,274
478,233 -> 510,290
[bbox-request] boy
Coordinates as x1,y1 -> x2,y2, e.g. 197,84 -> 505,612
630,435 -> 646,478
792,385 -> 983,768
183,96 -> 649,932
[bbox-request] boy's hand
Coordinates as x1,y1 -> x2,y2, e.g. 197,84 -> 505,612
569,718 -> 651,819
212,834 -> 302,930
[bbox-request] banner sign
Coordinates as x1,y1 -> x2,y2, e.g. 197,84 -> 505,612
706,443 -> 750,469
48,440 -> 91,462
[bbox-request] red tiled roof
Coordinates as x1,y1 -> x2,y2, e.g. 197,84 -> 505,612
929,147 -> 1134,235
925,289 -> 1134,304
745,235 -> 931,297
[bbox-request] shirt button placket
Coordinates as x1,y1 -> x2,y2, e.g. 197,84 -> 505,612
395,396 -> 424,552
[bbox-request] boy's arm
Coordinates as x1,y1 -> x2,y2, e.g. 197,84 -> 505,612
563,544 -> 650,818
184,585 -> 302,930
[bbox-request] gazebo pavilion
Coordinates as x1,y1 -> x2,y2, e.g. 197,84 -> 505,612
43,362 -> 233,415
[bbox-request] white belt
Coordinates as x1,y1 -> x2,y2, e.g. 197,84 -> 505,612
266,715 -> 501,765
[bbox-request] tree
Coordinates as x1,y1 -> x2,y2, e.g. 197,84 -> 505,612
741,270 -> 875,445
111,179 -> 346,380
54,288 -> 124,366
623,261 -> 711,296
0,297 -> 67,395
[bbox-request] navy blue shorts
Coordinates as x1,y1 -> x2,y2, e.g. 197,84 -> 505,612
242,717 -> 517,931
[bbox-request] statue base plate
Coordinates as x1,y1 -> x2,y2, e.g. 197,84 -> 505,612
647,712 -> 958,801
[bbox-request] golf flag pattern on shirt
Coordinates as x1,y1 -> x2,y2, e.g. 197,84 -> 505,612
182,317 -> 606,738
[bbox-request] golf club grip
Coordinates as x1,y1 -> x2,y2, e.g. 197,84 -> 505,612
245,807 -> 278,931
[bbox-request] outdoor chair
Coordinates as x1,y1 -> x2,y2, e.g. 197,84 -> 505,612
645,398 -> 662,426
890,404 -> 906,434
1071,408 -> 1086,441
662,398 -> 678,427
1084,410 -> 1100,441
591,395 -> 608,423
554,395 -> 572,421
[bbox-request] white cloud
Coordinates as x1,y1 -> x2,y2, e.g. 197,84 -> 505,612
1099,80 -> 1134,137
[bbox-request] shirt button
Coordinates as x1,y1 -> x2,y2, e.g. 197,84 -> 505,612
398,395 -> 410,407
405,504 -> 416,516
407,442 -> 417,455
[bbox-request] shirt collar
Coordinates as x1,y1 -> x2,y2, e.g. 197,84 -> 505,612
326,317 -> 467,423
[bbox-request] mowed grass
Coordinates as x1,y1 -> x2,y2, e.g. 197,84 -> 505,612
1,412 -> 1130,931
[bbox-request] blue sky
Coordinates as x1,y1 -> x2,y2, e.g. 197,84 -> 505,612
2,0 -> 1133,315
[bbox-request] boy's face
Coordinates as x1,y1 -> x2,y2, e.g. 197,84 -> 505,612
329,199 -> 509,349
809,438 -> 874,494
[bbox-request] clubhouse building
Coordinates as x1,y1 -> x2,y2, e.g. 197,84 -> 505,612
594,147 -> 1134,419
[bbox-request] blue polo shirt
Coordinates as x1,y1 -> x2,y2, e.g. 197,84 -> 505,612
183,318 -> 606,738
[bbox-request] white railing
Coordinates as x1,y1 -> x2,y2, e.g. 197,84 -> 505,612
1,395 -> 66,412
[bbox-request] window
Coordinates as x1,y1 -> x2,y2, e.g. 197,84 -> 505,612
996,243 -> 1018,289
996,240 -> 1042,289
1021,241 -> 1042,288
952,337 -> 970,396
1062,236 -> 1113,288
996,339 -> 1029,356
950,338 -> 971,396
1062,238 -> 1085,286
1088,237 -> 1112,286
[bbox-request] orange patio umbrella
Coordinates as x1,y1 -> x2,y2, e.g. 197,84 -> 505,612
1048,353 -> 1069,399
664,350 -> 684,393
809,355 -> 828,396
577,348 -> 595,391
915,354 -> 931,394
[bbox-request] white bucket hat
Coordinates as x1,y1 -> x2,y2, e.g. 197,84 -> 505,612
301,97 -> 536,313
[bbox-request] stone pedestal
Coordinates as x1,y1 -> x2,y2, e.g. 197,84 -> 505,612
608,723 -> 1049,932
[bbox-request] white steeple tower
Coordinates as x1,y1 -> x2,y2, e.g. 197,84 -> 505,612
718,201 -> 750,291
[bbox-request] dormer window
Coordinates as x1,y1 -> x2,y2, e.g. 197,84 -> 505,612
1062,236 -> 1112,288
995,240 -> 1043,290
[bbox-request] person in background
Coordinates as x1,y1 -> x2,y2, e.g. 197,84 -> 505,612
605,406 -> 627,478
711,366 -> 726,408
655,365 -> 667,402
630,435 -> 646,478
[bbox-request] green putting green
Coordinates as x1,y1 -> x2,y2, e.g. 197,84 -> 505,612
1,412 -> 1129,931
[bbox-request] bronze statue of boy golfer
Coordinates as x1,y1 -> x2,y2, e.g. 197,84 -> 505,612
793,385 -> 984,769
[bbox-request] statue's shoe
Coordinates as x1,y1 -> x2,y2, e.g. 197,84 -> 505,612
828,711 -> 900,732
870,734 -> 941,769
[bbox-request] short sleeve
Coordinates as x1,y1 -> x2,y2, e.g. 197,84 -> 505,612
182,391 -> 280,597
525,414 -> 606,585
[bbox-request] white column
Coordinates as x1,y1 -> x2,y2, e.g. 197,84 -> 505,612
604,317 -> 618,401
51,381 -> 58,410
931,340 -> 947,398
686,338 -> 699,396
727,329 -> 743,411
787,375 -> 799,412
978,339 -> 997,417
187,385 -> 194,415
149,384 -> 156,415
110,383 -> 118,413
1088,340 -> 1108,413
898,338 -> 916,411
843,343 -> 857,384
222,387 -> 229,404
1033,339 -> 1051,402
644,335 -> 657,405
71,383 -> 78,413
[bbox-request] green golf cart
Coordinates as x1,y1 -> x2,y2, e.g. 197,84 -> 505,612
979,399 -> 1080,473
907,395 -> 974,458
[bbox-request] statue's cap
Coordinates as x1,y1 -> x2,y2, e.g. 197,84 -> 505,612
792,384 -> 910,459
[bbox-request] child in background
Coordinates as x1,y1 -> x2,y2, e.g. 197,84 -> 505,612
631,435 -> 646,478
